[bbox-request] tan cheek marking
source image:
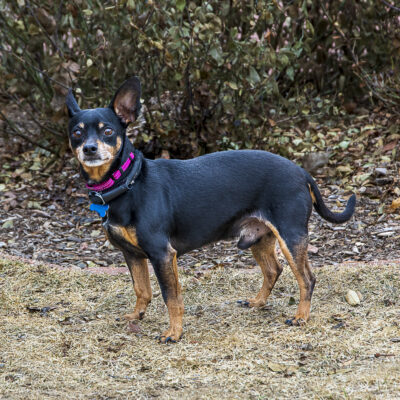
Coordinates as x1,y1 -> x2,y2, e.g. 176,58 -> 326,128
71,143 -> 83,160
98,122 -> 104,129
81,138 -> 122,182
76,137 -> 123,183
97,136 -> 122,158
78,122 -> 84,129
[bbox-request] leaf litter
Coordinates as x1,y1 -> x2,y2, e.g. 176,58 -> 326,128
2,109 -> 400,272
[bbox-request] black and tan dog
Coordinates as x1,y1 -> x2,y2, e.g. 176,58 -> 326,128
66,77 -> 356,343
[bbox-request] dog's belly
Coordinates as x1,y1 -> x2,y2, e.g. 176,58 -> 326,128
170,213 -> 271,255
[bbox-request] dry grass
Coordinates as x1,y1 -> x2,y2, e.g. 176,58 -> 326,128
1,257 -> 400,400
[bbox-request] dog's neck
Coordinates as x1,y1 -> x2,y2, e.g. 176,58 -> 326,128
81,135 -> 136,186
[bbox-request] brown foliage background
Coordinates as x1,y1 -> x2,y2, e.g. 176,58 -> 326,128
1,0 -> 400,158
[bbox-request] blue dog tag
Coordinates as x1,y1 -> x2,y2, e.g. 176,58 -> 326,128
90,203 -> 109,218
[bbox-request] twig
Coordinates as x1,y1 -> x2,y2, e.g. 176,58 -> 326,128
320,2 -> 398,108
0,47 -> 70,90
26,1 -> 64,57
0,110 -> 58,155
381,0 -> 400,12
1,92 -> 64,138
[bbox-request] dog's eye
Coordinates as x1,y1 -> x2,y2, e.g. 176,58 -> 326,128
104,128 -> 114,136
72,130 -> 82,138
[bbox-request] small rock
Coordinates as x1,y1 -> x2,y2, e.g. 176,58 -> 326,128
375,167 -> 387,176
308,244 -> 319,254
77,262 -> 87,269
345,289 -> 361,306
302,152 -> 330,174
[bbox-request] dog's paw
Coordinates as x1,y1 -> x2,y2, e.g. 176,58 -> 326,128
156,328 -> 182,344
285,317 -> 306,326
237,299 -> 266,308
123,310 -> 145,321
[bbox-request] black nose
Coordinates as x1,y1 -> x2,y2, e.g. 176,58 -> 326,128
83,144 -> 98,155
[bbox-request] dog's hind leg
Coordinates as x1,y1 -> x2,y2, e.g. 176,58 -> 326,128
284,241 -> 316,326
238,232 -> 283,308
123,253 -> 152,321
268,224 -> 316,325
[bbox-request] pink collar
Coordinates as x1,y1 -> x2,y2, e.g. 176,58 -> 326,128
86,152 -> 135,191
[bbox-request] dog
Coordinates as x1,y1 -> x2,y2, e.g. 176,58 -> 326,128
66,77 -> 356,343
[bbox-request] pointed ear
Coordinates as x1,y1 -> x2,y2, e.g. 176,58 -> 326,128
65,89 -> 81,117
109,77 -> 142,124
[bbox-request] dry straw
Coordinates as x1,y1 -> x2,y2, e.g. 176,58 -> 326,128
0,257 -> 399,399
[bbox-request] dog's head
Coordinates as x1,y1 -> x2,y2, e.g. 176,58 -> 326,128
66,77 -> 141,183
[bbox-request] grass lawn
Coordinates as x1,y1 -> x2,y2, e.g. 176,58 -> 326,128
1,257 -> 399,399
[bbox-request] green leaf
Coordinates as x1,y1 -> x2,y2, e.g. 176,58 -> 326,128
248,66 -> 260,84
286,66 -> 294,81
306,20 -> 314,35
176,0 -> 186,12
339,140 -> 350,150
226,81 -> 238,90
209,46 -> 223,65
2,220 -> 14,229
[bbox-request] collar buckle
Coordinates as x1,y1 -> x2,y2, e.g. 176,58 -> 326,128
88,191 -> 105,205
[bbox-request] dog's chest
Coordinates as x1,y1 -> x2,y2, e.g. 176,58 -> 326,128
102,220 -> 144,255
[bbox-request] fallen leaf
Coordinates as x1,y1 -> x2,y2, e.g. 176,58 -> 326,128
127,321 -> 141,333
390,198 -> 400,211
267,362 -> 287,372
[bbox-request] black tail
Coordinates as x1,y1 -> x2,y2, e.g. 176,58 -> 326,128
306,173 -> 356,224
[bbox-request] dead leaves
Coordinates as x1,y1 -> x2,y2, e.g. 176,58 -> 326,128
267,361 -> 298,376
390,198 -> 400,211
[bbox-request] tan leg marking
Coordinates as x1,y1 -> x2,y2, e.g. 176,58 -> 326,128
159,248 -> 184,343
264,222 -> 315,324
246,234 -> 283,307
124,257 -> 152,321
113,226 -> 140,248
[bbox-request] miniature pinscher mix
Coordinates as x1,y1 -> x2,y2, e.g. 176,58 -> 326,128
66,77 -> 356,343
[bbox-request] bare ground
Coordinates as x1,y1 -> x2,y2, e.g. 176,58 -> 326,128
1,257 -> 400,399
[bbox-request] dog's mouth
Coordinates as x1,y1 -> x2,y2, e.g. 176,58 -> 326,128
81,156 -> 111,167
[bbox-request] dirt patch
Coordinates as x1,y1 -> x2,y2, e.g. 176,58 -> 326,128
1,258 -> 399,399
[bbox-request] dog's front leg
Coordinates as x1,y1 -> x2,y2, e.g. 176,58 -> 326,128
151,246 -> 184,343
123,253 -> 152,321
